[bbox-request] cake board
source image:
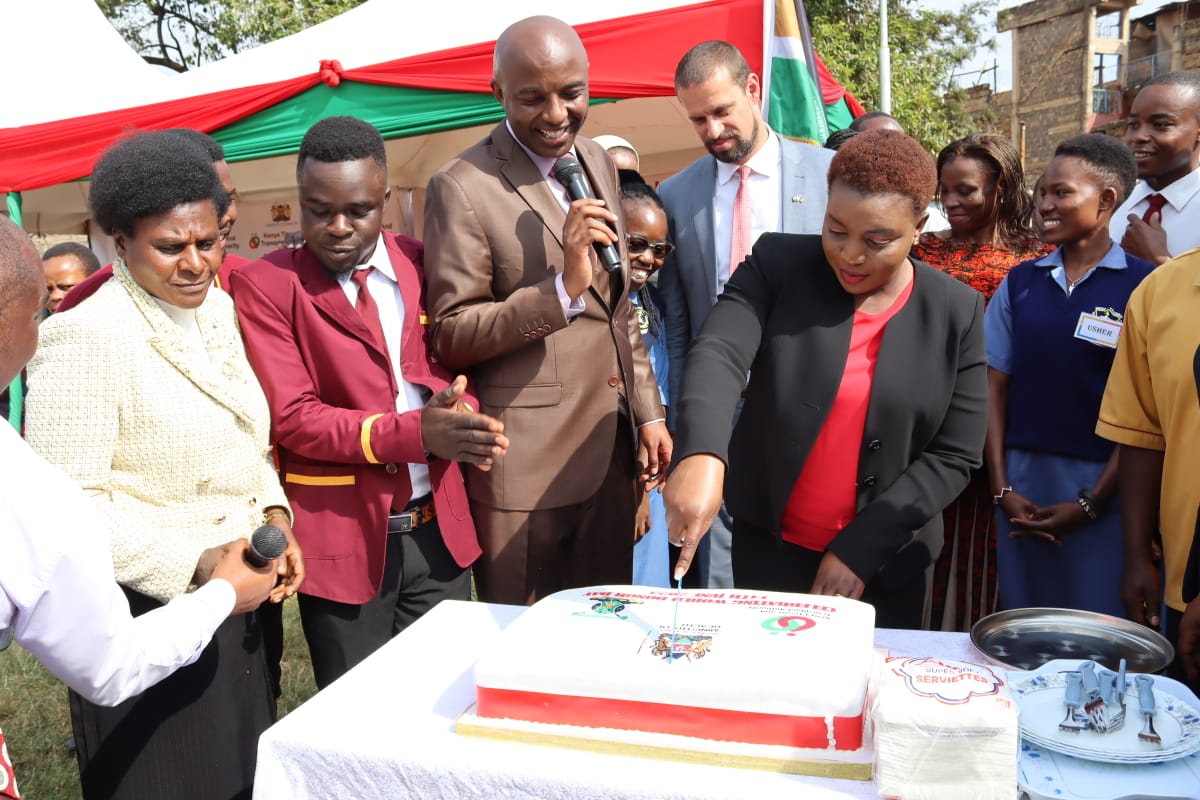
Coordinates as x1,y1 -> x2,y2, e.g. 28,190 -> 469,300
455,703 -> 875,780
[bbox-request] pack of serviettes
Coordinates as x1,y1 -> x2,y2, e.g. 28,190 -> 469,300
872,657 -> 1018,800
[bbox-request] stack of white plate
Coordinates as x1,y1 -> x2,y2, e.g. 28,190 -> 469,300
1011,667 -> 1200,763
1020,743 -> 1200,800
1011,661 -> 1200,799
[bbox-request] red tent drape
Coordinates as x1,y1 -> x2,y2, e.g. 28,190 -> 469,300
0,0 -> 764,192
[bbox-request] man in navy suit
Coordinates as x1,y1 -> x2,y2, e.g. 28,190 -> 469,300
657,40 -> 833,587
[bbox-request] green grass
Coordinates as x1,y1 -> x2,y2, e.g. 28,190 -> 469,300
0,598 -> 318,799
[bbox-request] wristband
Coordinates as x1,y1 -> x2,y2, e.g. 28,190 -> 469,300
1078,488 -> 1105,514
992,485 -> 1014,506
1076,496 -> 1098,521
263,508 -> 290,526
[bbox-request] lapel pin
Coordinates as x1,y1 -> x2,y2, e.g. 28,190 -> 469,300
791,195 -> 805,204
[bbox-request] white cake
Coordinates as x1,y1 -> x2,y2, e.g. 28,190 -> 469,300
873,657 -> 1019,800
470,586 -> 877,754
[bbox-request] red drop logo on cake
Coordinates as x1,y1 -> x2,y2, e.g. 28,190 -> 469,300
888,657 -> 1004,705
761,615 -> 817,635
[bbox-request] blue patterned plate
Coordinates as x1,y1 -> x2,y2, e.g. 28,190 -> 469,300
1012,666 -> 1200,763
1020,741 -> 1200,799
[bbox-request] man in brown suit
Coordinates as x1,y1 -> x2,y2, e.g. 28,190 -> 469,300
423,15 -> 671,605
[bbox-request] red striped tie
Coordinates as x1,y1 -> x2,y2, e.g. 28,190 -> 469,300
729,165 -> 753,276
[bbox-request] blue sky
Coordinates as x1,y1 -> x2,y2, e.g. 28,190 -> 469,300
915,0 -> 1174,92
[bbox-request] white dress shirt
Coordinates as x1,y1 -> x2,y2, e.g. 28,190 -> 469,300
338,235 -> 432,501
714,130 -> 784,292
1109,169 -> 1200,257
0,422 -> 235,707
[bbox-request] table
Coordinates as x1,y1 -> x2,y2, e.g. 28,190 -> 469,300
254,600 -> 979,800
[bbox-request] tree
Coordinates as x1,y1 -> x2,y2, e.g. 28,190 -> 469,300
96,0 -> 367,72
809,0 -> 995,151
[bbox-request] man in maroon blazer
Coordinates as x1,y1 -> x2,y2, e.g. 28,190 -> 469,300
231,117 -> 509,688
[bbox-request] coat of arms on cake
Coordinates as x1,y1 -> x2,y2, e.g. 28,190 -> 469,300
457,586 -> 879,779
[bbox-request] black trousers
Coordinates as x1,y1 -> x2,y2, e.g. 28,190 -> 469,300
258,599 -> 283,698
71,587 -> 274,800
298,517 -> 470,689
732,522 -> 929,630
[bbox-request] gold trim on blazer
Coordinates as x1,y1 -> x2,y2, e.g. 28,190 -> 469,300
360,413 -> 384,464
285,473 -> 357,487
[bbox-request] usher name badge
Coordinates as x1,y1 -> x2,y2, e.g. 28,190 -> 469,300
1074,309 -> 1123,349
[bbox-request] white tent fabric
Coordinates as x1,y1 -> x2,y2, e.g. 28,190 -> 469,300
14,0 -> 717,234
2,0 -> 168,128
170,0 -> 701,96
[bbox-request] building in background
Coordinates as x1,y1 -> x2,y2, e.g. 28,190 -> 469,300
965,0 -> 1200,178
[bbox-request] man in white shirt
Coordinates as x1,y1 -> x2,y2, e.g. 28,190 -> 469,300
0,214 -> 275,794
657,40 -> 833,587
1112,71 -> 1200,264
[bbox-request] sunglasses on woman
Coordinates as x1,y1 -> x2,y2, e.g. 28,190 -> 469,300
625,234 -> 676,261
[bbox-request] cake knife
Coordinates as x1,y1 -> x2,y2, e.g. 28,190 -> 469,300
668,576 -> 682,665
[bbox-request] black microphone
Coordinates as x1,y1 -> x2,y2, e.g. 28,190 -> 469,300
245,524 -> 288,569
551,155 -> 622,274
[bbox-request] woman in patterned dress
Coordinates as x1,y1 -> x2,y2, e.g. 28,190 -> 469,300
912,134 -> 1053,631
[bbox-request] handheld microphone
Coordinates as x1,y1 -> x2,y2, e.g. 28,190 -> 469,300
551,155 -> 622,274
245,524 -> 288,569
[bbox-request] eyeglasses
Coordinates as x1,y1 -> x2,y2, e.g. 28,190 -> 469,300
626,234 -> 676,262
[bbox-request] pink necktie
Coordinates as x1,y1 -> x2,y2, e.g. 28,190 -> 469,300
729,165 -> 753,275
1142,194 -> 1167,224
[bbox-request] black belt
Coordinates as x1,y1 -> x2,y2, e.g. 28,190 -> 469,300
388,495 -> 436,534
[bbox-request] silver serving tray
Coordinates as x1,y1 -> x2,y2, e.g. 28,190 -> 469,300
971,607 -> 1174,673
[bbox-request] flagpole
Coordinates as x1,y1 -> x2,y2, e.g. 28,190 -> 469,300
879,0 -> 892,113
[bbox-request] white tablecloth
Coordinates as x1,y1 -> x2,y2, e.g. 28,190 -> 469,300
254,600 -> 980,800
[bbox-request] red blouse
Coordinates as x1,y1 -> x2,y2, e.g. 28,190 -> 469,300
781,276 -> 914,551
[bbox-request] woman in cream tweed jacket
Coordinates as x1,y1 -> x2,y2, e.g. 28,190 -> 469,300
27,260 -> 287,601
24,131 -> 299,800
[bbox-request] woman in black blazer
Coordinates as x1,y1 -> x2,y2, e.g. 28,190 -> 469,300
665,130 -> 987,629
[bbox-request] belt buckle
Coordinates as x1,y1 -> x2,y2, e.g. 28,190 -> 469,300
390,511 -> 416,533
